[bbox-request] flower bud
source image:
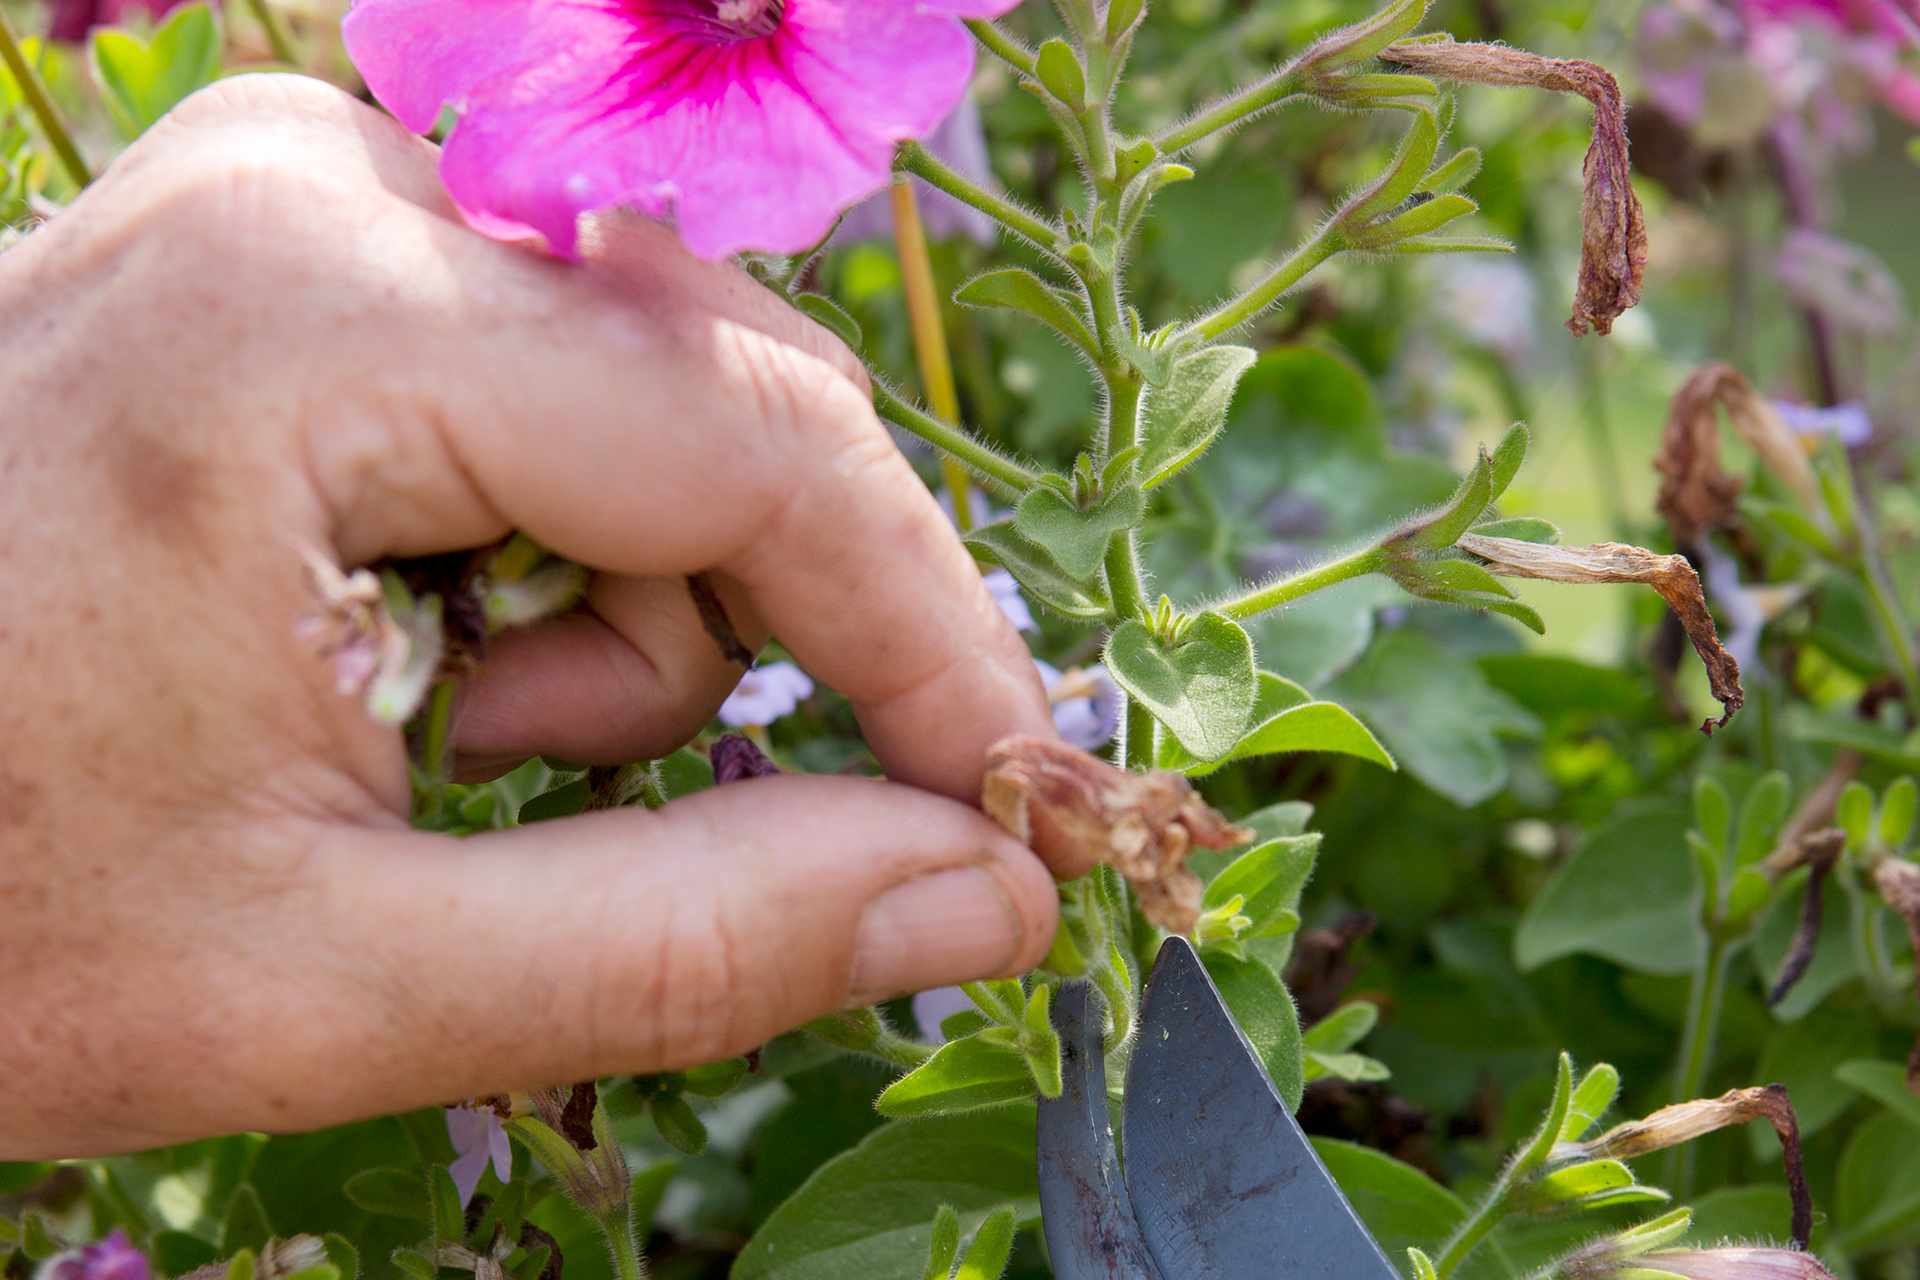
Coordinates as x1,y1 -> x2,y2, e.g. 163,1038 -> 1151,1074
1631,1249 -> 1836,1280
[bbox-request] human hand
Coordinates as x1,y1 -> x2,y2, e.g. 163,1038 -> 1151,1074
0,74 -> 1060,1158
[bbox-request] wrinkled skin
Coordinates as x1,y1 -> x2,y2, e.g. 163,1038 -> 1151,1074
0,76 -> 1065,1158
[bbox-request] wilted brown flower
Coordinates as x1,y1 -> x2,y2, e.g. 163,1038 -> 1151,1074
1870,857 -> 1920,1095
1457,535 -> 1744,733
982,735 -> 1250,933
1654,365 -> 1822,545
1381,36 -> 1646,336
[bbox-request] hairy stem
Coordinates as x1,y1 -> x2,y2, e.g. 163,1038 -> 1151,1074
1156,68 -> 1306,155
1664,935 -> 1732,1196
965,17 -> 1036,76
1180,229 -> 1339,342
1218,546 -> 1384,621
898,139 -> 1059,252
419,678 -> 459,784
872,384 -> 1039,496
244,0 -> 298,66
0,10 -> 91,189
891,179 -> 977,530
1857,544 -> 1920,725
1434,1168 -> 1516,1278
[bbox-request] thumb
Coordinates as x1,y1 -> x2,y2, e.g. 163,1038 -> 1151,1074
274,777 -> 1056,1130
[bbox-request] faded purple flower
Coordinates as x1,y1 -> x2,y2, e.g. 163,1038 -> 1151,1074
48,1232 -> 149,1280
835,98 -> 997,245
717,662 -> 814,728
986,570 -> 1037,632
446,1104 -> 513,1205
1775,229 -> 1907,335
1773,399 -> 1874,444
712,733 -> 781,783
1036,659 -> 1122,750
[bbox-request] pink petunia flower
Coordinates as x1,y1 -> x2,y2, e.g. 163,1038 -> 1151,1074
48,0 -> 205,41
342,0 -> 1025,260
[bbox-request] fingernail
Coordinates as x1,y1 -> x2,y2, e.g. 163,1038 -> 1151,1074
850,867 -> 1021,1005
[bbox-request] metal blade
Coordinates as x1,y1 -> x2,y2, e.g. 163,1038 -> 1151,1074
1037,981 -> 1163,1280
1123,937 -> 1399,1279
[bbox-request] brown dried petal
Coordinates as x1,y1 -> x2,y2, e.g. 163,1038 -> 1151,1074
1579,1085 -> 1812,1249
1871,858 -> 1920,1096
1655,364 -> 1822,544
688,572 -> 755,668
1458,535 -> 1744,733
982,735 -> 1250,934
1767,829 -> 1844,1008
1382,37 -> 1647,336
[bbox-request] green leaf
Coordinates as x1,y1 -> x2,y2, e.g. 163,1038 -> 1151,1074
342,1167 -> 429,1221
1409,1247 -> 1440,1280
20,1214 -> 59,1262
1033,38 -> 1086,108
952,1206 -> 1016,1280
221,1185 -> 273,1255
1694,775 -> 1733,863
1468,516 -> 1557,543
1514,799 -> 1705,976
1410,445 -> 1496,551
923,1205 -> 961,1280
392,1249 -> 435,1280
1485,423 -> 1529,503
1302,1050 -> 1390,1084
953,269 -> 1096,358
1202,835 -> 1322,939
1330,630 -> 1539,806
322,1235 -> 359,1280
1138,345 -> 1257,490
1162,673 -> 1394,777
1562,1063 -> 1621,1143
654,746 -> 715,802
1734,770 -> 1791,865
1013,485 -> 1143,581
1834,1112 -> 1920,1252
734,1106 -> 1039,1280
1520,1053 -> 1575,1171
683,1057 -> 751,1097
225,1249 -> 257,1280
877,1035 -> 1035,1119
88,3 -> 221,139
1836,1059 -> 1920,1131
1745,1010 -> 1876,1159
793,293 -> 863,351
1527,1158 -> 1638,1203
1303,1002 -> 1378,1055
427,1165 -> 463,1244
519,778 -> 589,824
1838,779 -> 1876,851
1202,952 -> 1304,1111
1312,1141 -> 1513,1280
651,1093 -> 709,1155
965,521 -> 1110,620
1883,777 -> 1918,849
1106,613 -> 1257,762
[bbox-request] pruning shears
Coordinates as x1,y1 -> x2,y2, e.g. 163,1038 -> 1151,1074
1037,938 -> 1399,1279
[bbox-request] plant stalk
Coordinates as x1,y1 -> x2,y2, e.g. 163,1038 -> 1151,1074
1218,546 -> 1384,621
965,17 -> 1036,76
0,9 -> 91,189
872,384 -> 1038,496
1156,69 -> 1306,155
898,139 -> 1059,252
891,178 -> 978,530
1664,934 -> 1732,1196
1181,230 -> 1339,342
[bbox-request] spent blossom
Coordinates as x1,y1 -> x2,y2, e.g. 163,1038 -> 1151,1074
344,0 -> 1025,260
717,661 -> 814,728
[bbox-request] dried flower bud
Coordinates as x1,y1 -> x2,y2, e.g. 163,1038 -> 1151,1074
1654,364 -> 1823,545
1382,37 -> 1647,335
298,549 -> 447,726
1571,1085 -> 1811,1248
712,734 -> 782,784
177,1237 -> 329,1280
1458,535 -> 1744,733
982,735 -> 1250,933
1631,1249 -> 1837,1280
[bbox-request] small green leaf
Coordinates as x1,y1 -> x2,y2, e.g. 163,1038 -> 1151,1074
1838,780 -> 1875,851
1303,1050 -> 1391,1084
1107,613 -> 1257,762
88,3 -> 221,139
1693,775 -> 1733,862
1106,0 -> 1145,39
1882,777 -> 1917,849
1350,193 -> 1479,247
1409,1247 -> 1440,1280
519,778 -> 589,824
953,1206 -> 1017,1280
682,1057 -> 751,1097
793,293 -> 863,351
923,1205 -> 962,1280
1470,516 -> 1558,543
1486,423 -> 1530,503
1836,1060 -> 1920,1131
877,1035 -> 1036,1119
1519,1053 -> 1575,1172
1562,1064 -> 1621,1142
225,1249 -> 258,1280
1410,446 -> 1495,551
1013,485 -> 1144,580
953,269 -> 1097,358
1138,345 -> 1257,490
1734,770 -> 1791,865
20,1214 -> 60,1262
654,745 -> 716,801
322,1235 -> 359,1280
392,1249 -> 435,1280
1529,1158 -> 1638,1202
651,1094 -> 709,1155
428,1164 -> 463,1243
1033,38 -> 1086,108
1303,1002 -> 1378,1055
1203,835 -> 1323,939
965,521 -> 1111,620
1418,147 -> 1482,194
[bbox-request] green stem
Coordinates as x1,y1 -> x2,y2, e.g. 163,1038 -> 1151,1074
1156,68 -> 1305,155
1218,546 -> 1384,621
1433,1182 -> 1512,1280
872,383 -> 1039,496
243,0 -> 298,66
965,17 -> 1035,76
1101,375 -> 1149,625
1180,230 -> 1339,342
1664,935 -> 1732,1195
899,140 -> 1059,252
872,1030 -> 937,1070
1857,548 -> 1920,724
0,9 -> 91,189
419,678 -> 458,783
600,1212 -> 645,1280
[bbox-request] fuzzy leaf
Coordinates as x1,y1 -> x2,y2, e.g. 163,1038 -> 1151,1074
877,1035 -> 1035,1119
89,3 -> 221,139
964,521 -> 1110,620
1139,345 -> 1257,490
793,293 -> 863,351
953,269 -> 1096,358
1202,952 -> 1305,1111
1106,613 -> 1257,762
1013,486 -> 1144,581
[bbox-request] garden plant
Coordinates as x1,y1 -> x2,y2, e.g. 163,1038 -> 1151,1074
4,0 -> 1920,1278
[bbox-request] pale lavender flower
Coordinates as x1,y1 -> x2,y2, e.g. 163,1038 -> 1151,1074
1431,256 -> 1541,359
1636,1248 -> 1837,1279
912,986 -> 976,1041
47,1232 -> 149,1280
1036,660 -> 1122,750
446,1105 -> 513,1206
717,662 -> 815,728
835,98 -> 997,245
936,485 -> 1011,527
1775,229 -> 1906,335
986,570 -> 1037,632
1774,399 -> 1874,445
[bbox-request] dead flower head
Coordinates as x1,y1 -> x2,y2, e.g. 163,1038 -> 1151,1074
1458,535 -> 1744,733
1382,36 -> 1647,336
1655,364 -> 1822,545
1870,857 -> 1920,1095
982,735 -> 1250,933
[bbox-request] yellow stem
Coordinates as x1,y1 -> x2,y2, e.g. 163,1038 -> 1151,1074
890,178 -> 978,530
